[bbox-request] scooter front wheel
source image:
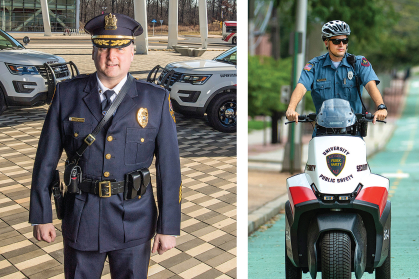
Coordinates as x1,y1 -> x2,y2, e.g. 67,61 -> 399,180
375,236 -> 391,279
321,231 -> 351,279
285,238 -> 302,278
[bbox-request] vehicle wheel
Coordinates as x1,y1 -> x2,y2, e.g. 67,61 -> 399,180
0,87 -> 7,116
321,231 -> 351,279
375,235 -> 391,279
207,93 -> 236,133
232,36 -> 237,45
285,242 -> 302,278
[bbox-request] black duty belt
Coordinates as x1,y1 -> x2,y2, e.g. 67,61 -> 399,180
78,180 -> 125,198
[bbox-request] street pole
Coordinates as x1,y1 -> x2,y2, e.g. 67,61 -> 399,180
282,0 -> 307,173
198,0 -> 208,49
133,0 -> 148,54
2,0 -> 5,30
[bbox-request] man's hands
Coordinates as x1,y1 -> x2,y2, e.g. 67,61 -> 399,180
286,108 -> 300,124
152,234 -> 176,255
33,223 -> 56,243
373,109 -> 387,124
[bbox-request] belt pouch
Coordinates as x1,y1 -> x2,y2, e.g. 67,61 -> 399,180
139,168 -> 150,196
64,162 -> 82,194
124,170 -> 142,200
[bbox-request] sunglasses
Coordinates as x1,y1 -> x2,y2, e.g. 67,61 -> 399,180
329,38 -> 349,45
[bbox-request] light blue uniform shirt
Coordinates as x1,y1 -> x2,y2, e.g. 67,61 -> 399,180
298,52 -> 380,114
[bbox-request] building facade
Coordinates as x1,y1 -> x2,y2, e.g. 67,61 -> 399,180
1,0 -> 77,32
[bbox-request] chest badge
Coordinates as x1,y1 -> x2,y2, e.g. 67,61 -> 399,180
348,71 -> 354,80
137,108 -> 148,128
326,153 -> 346,177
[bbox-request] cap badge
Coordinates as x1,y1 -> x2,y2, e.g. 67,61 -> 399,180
137,108 -> 148,128
104,13 -> 117,30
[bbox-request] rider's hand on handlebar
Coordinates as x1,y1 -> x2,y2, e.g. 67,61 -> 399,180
286,109 -> 300,124
373,109 -> 387,124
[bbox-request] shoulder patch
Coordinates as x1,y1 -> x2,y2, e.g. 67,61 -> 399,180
304,63 -> 314,71
168,95 -> 176,123
361,58 -> 370,67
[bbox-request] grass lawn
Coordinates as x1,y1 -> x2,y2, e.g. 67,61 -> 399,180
248,120 -> 270,133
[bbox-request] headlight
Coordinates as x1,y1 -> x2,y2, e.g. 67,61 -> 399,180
179,74 -> 212,85
6,63 -> 40,75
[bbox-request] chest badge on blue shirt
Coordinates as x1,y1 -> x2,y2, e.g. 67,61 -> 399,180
348,71 -> 353,80
137,108 -> 148,128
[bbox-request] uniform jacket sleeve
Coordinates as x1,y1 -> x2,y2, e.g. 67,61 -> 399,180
357,56 -> 380,87
155,90 -> 182,235
298,60 -> 316,91
29,84 -> 63,224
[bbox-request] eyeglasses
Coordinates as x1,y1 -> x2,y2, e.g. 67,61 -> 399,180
329,38 -> 349,45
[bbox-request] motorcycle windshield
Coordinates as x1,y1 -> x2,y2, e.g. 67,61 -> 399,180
316,99 -> 356,128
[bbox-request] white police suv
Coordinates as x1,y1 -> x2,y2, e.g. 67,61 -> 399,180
0,29 -> 78,115
148,47 -> 237,133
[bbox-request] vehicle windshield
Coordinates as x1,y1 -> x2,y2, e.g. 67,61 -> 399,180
213,47 -> 237,65
316,99 -> 356,128
0,29 -> 24,50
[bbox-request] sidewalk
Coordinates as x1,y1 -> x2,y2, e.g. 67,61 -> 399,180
248,117 -> 397,235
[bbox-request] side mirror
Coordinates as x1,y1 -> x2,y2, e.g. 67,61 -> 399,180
23,36 -> 30,45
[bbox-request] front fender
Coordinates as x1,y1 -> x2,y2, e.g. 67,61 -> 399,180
307,212 -> 367,279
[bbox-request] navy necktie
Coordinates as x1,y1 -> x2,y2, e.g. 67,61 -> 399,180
102,90 -> 115,113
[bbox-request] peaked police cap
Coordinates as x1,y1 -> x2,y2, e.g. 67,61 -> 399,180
84,13 -> 143,48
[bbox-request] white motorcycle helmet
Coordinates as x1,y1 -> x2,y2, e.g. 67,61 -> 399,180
321,20 -> 351,41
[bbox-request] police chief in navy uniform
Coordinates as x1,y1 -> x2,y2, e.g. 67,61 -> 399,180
286,20 -> 388,126
29,13 -> 181,279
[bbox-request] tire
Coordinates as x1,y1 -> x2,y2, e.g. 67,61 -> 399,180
0,86 -> 7,116
285,242 -> 302,279
232,36 -> 237,45
321,231 -> 351,279
207,92 -> 236,133
375,234 -> 391,279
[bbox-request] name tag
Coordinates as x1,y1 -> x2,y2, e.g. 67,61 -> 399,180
316,78 -> 327,82
69,117 -> 85,122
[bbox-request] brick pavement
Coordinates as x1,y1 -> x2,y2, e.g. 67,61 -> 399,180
0,46 -> 236,278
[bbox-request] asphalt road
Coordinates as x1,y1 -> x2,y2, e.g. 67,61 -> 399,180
248,77 -> 419,278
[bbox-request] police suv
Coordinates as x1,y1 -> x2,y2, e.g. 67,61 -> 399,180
148,47 -> 237,133
0,29 -> 78,115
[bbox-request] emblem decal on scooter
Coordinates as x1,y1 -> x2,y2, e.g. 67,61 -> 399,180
326,153 -> 346,176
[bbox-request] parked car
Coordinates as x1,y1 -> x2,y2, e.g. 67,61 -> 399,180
148,46 -> 237,133
0,29 -> 78,115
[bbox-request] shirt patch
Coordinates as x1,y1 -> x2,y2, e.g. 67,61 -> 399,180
304,63 -> 314,71
361,58 -> 370,67
169,95 -> 176,123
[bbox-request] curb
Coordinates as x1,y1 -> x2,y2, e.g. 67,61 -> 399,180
248,194 -> 288,235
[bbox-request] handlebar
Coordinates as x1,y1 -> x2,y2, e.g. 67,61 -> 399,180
285,112 -> 386,125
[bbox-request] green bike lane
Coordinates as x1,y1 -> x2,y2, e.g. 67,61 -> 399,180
248,77 -> 419,278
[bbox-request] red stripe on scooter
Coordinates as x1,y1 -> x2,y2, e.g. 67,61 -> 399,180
224,32 -> 235,42
289,187 -> 317,212
356,187 -> 388,216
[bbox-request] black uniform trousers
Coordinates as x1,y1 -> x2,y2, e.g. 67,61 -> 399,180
64,238 -> 151,279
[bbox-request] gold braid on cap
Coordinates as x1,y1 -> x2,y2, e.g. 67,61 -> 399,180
93,39 -> 131,46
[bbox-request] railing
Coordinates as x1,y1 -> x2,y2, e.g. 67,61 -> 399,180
63,28 -> 87,36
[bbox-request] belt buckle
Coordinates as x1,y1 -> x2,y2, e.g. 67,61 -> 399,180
99,181 -> 111,198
